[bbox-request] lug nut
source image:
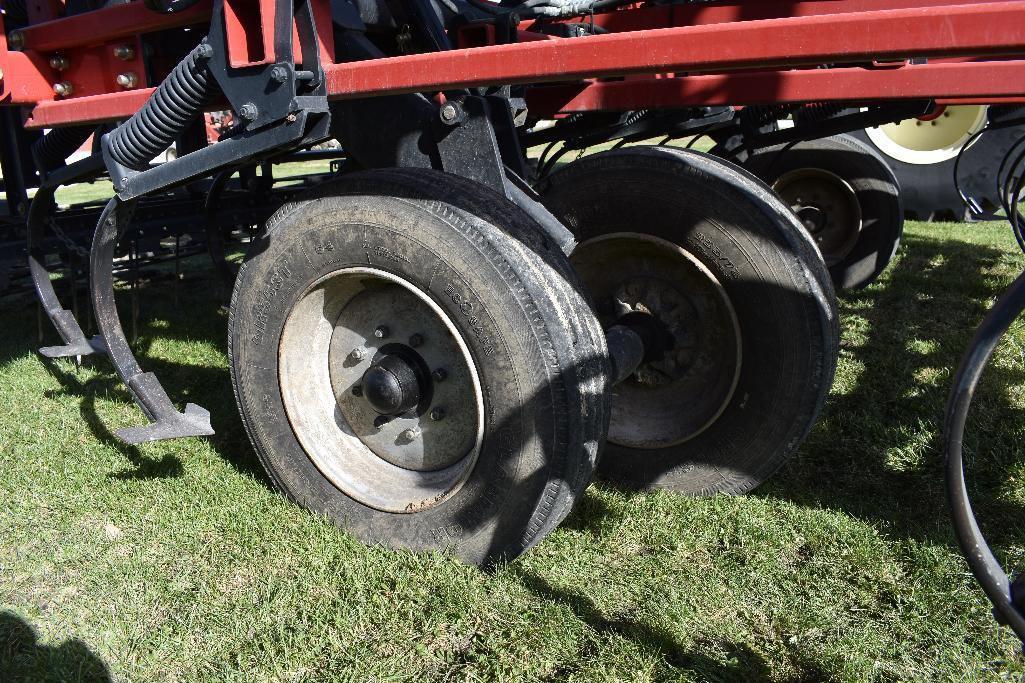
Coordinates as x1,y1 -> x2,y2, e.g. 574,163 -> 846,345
352,385 -> 363,397
239,102 -> 259,121
349,347 -> 366,362
431,407 -> 446,421
374,326 -> 389,339
113,45 -> 136,61
48,55 -> 69,71
401,427 -> 421,442
116,72 -> 138,89
408,333 -> 424,348
8,31 -> 24,50
432,368 -> 447,382
53,81 -> 73,97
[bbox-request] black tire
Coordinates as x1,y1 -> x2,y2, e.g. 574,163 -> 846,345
229,169 -> 610,566
743,133 -> 903,290
852,106 -> 1025,221
538,147 -> 838,495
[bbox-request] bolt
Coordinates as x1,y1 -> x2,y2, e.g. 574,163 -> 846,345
285,112 -> 298,124
349,347 -> 366,362
374,326 -> 389,339
432,368 -> 447,382
431,407 -> 446,421
401,427 -> 421,441
49,55 -> 69,71
440,103 -> 458,123
113,45 -> 136,61
408,333 -> 424,348
239,103 -> 259,121
8,31 -> 24,50
270,65 -> 289,83
53,81 -> 73,97
116,72 -> 138,89
352,384 -> 363,397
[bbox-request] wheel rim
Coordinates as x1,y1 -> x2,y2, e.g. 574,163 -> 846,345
772,167 -> 862,266
278,266 -> 484,513
571,233 -> 742,449
865,105 -> 988,165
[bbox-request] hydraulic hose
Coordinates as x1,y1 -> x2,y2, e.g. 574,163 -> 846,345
945,269 -> 1025,644
106,41 -> 219,171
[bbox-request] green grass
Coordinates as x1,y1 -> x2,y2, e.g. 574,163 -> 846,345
4,211 -> 1025,680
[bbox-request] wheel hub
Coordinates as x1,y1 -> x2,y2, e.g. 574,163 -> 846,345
278,267 -> 483,512
773,167 -> 862,266
865,104 -> 987,165
571,233 -> 742,449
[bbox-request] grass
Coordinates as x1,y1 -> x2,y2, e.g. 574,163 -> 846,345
4,204 -> 1025,680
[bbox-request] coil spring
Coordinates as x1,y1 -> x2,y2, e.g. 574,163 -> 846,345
107,41 -> 218,171
742,104 -> 799,129
793,102 -> 847,124
31,126 -> 94,172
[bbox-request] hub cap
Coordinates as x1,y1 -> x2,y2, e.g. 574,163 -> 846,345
772,168 -> 862,266
279,267 -> 483,512
571,233 -> 742,449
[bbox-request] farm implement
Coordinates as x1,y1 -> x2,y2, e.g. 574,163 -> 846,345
2,0 -> 1025,645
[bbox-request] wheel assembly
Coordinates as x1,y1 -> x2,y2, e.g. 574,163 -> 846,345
229,169 -> 609,566
539,147 -> 838,495
854,105 -> 1025,221
743,133 -> 903,289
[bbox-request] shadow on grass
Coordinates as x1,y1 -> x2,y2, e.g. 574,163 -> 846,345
764,229 -> 1025,549
0,611 -> 111,683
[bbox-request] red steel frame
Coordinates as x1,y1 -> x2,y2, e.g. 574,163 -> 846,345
2,0 -> 1025,129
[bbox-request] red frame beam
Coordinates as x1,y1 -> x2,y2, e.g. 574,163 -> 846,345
324,2 -> 1025,98
525,60 -> 1025,115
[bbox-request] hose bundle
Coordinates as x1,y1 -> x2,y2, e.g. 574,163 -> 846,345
107,41 -> 219,171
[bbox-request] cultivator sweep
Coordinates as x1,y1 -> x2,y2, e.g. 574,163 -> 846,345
2,0 -> 1025,644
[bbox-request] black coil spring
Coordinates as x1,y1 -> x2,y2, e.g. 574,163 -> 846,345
793,102 -> 847,124
107,41 -> 218,171
32,125 -> 94,172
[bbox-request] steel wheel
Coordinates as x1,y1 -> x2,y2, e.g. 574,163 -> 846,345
279,266 -> 484,513
571,233 -> 741,449
772,168 -> 862,267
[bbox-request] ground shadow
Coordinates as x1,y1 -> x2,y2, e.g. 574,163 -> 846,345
0,611 -> 112,683
764,229 -> 1025,550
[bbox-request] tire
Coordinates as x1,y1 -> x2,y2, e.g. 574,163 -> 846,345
852,105 -> 1025,221
538,147 -> 838,495
228,169 -> 610,566
743,133 -> 903,290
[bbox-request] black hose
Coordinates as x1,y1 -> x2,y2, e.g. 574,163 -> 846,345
945,269 -> 1025,644
106,41 -> 218,171
31,126 -> 94,173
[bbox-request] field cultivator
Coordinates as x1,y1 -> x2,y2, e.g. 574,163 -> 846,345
2,0 -> 1025,644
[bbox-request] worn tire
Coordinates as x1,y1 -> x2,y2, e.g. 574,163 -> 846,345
743,133 -> 903,290
229,169 -> 610,565
539,147 -> 838,495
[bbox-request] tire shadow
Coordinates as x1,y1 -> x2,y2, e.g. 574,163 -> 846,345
0,611 -> 112,683
763,228 -> 1025,549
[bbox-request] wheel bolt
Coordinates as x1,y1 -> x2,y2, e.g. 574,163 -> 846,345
431,407 -> 446,421
401,427 -> 421,441
352,385 -> 363,397
349,347 -> 366,362
374,326 -> 390,339
432,368 -> 447,382
408,333 -> 424,348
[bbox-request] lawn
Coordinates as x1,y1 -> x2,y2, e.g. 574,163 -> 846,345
3,209 -> 1025,680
